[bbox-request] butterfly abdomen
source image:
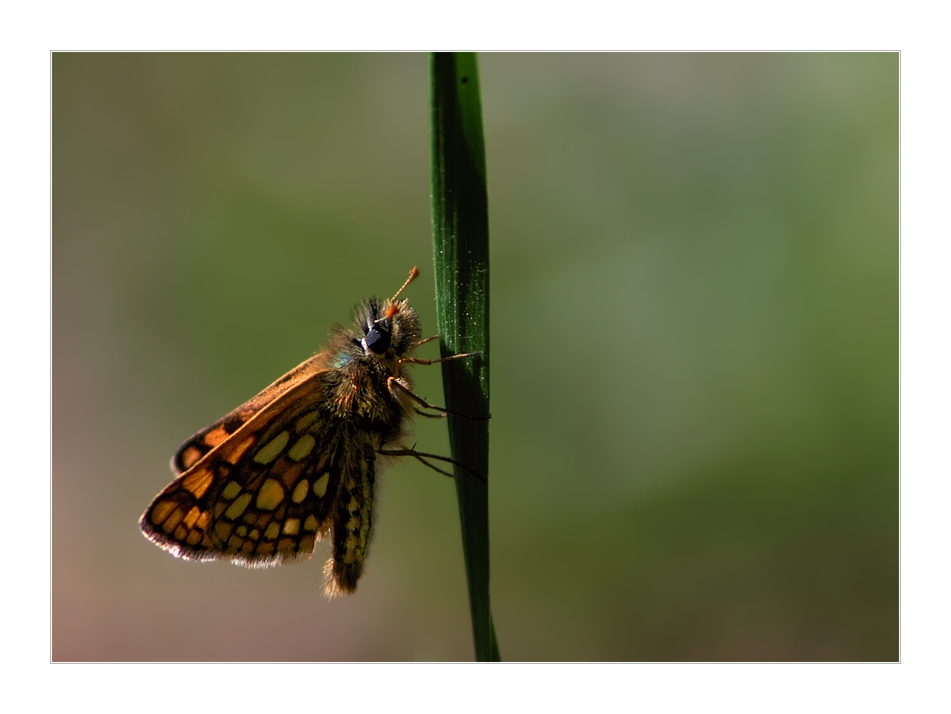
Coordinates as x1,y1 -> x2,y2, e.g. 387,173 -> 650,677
324,437 -> 377,596
317,343 -> 414,595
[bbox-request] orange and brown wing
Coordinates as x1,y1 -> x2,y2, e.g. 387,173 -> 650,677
170,352 -> 329,475
141,359 -> 346,568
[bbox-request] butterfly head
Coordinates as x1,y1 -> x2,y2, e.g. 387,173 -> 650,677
354,267 -> 422,361
358,298 -> 420,359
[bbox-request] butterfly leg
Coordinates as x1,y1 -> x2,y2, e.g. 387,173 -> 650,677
396,351 -> 482,416
413,334 -> 440,347
378,446 -> 486,481
399,352 -> 478,367
387,376 -> 490,420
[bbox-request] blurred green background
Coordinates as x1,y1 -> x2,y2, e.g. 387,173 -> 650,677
52,53 -> 897,661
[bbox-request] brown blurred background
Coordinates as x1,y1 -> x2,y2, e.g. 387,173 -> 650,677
52,53 -> 897,661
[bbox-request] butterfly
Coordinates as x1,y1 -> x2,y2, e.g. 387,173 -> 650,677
139,267 -> 478,597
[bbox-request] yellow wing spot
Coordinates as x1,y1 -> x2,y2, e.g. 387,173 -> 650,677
161,507 -> 186,534
227,534 -> 244,551
256,479 -> 285,511
183,506 -> 201,529
225,492 -> 252,520
303,515 -> 319,531
348,497 -> 360,512
283,518 -> 300,536
196,511 -> 211,530
221,481 -> 242,501
277,538 -> 295,554
292,479 -> 309,503
181,466 -> 214,499
215,521 -> 233,542
186,530 -> 202,546
257,542 -> 275,556
248,529 -> 260,540
149,499 -> 177,526
295,410 -> 319,432
236,525 -> 248,537
241,540 -> 255,556
299,534 -> 316,554
313,472 -> 330,498
346,517 -> 361,531
264,522 -> 281,540
226,435 -> 256,464
288,434 -> 316,461
174,524 -> 188,540
253,431 -> 290,465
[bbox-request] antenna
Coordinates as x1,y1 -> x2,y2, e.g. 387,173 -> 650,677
391,266 -> 420,301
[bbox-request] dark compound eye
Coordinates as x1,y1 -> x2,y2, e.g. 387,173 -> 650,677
364,320 -> 391,354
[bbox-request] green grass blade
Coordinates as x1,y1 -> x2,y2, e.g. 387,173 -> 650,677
429,52 -> 500,662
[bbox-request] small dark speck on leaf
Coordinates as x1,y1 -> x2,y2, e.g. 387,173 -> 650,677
461,76 -> 469,84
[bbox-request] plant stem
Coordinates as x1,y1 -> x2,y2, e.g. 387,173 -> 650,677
429,52 -> 499,662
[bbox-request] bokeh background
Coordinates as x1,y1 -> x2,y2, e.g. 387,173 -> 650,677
52,53 -> 897,661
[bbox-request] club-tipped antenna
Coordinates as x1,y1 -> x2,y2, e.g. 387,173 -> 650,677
391,266 -> 420,302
